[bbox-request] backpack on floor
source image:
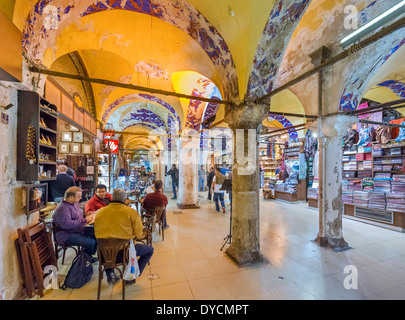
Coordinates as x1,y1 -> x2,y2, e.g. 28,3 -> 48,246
60,251 -> 93,290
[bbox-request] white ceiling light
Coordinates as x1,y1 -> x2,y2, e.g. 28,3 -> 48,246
340,0 -> 405,48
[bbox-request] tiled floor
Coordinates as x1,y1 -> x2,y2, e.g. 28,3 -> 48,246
39,192 -> 405,300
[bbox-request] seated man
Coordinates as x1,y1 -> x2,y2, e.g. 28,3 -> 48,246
142,180 -> 169,230
52,186 -> 97,261
94,188 -> 154,285
85,184 -> 112,216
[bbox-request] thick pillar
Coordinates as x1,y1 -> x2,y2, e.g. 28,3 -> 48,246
315,115 -> 357,250
224,102 -> 268,265
177,129 -> 199,209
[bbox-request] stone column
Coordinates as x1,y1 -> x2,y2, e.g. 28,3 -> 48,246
224,102 -> 268,265
177,128 -> 199,209
314,115 -> 357,250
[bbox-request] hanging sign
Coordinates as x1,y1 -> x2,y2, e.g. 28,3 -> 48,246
104,139 -> 119,153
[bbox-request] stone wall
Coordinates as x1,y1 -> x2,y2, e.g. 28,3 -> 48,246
0,83 -> 39,300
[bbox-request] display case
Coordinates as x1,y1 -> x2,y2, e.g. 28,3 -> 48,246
17,90 -> 58,182
96,152 -> 111,192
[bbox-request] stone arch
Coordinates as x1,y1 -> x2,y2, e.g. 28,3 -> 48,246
246,0 -> 311,99
22,0 -> 238,100
340,36 -> 405,111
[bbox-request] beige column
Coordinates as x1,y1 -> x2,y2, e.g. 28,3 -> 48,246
177,128 -> 199,209
314,115 -> 357,250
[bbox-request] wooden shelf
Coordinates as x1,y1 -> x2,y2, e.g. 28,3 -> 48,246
39,143 -> 56,149
38,161 -> 57,165
39,125 -> 57,135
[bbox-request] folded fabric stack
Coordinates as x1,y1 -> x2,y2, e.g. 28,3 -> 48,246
343,171 -> 357,178
392,174 -> 405,181
372,178 -> 391,193
342,179 -> 350,191
342,190 -> 353,204
391,147 -> 402,155
382,165 -> 393,171
386,192 -> 405,212
358,170 -> 372,178
349,180 -> 363,191
374,172 -> 392,180
391,180 -> 405,193
343,161 -> 357,171
353,191 -> 369,206
368,191 -> 386,210
307,187 -> 318,200
391,157 -> 404,164
363,161 -> 372,170
372,148 -> 384,157
373,165 -> 383,172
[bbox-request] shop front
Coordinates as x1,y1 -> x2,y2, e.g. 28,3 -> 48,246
341,102 -> 405,231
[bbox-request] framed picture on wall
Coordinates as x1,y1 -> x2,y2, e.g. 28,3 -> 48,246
59,142 -> 69,154
71,143 -> 81,154
86,166 -> 94,174
82,143 -> 92,154
62,132 -> 72,142
73,132 -> 83,143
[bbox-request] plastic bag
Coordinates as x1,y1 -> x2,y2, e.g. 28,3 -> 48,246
123,239 -> 140,281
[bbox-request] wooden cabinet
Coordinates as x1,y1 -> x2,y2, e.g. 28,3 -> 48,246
17,90 -> 58,182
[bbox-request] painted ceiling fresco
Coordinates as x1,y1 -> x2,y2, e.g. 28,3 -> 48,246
378,80 -> 405,99
186,77 -> 222,130
134,60 -> 169,80
106,102 -> 169,131
246,0 -> 310,99
102,93 -> 181,130
22,0 -> 238,100
268,115 -> 298,139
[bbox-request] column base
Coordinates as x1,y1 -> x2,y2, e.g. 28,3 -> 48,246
176,203 -> 200,209
225,245 -> 264,266
314,235 -> 350,251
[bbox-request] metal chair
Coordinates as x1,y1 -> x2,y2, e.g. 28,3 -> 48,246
97,238 -> 130,300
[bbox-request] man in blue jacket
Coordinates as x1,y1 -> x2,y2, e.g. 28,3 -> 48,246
51,165 -> 76,202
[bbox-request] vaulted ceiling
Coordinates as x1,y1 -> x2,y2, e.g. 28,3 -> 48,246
2,0 -> 405,151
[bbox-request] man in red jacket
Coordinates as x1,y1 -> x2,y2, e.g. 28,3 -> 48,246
85,184 -> 112,216
142,180 -> 169,229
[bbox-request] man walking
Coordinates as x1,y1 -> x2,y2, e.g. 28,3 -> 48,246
198,165 -> 206,192
207,167 -> 215,200
166,164 -> 179,199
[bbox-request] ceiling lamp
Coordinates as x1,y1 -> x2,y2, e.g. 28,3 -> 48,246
340,1 -> 405,48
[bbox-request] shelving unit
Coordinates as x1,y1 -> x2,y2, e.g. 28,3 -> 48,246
259,146 -> 281,192
17,90 -> 58,182
96,152 -> 111,192
342,139 -> 405,231
275,141 -> 306,202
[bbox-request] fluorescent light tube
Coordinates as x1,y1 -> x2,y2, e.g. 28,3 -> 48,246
340,0 -> 405,47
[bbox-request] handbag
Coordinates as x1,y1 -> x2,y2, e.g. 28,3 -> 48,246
123,239 -> 140,281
